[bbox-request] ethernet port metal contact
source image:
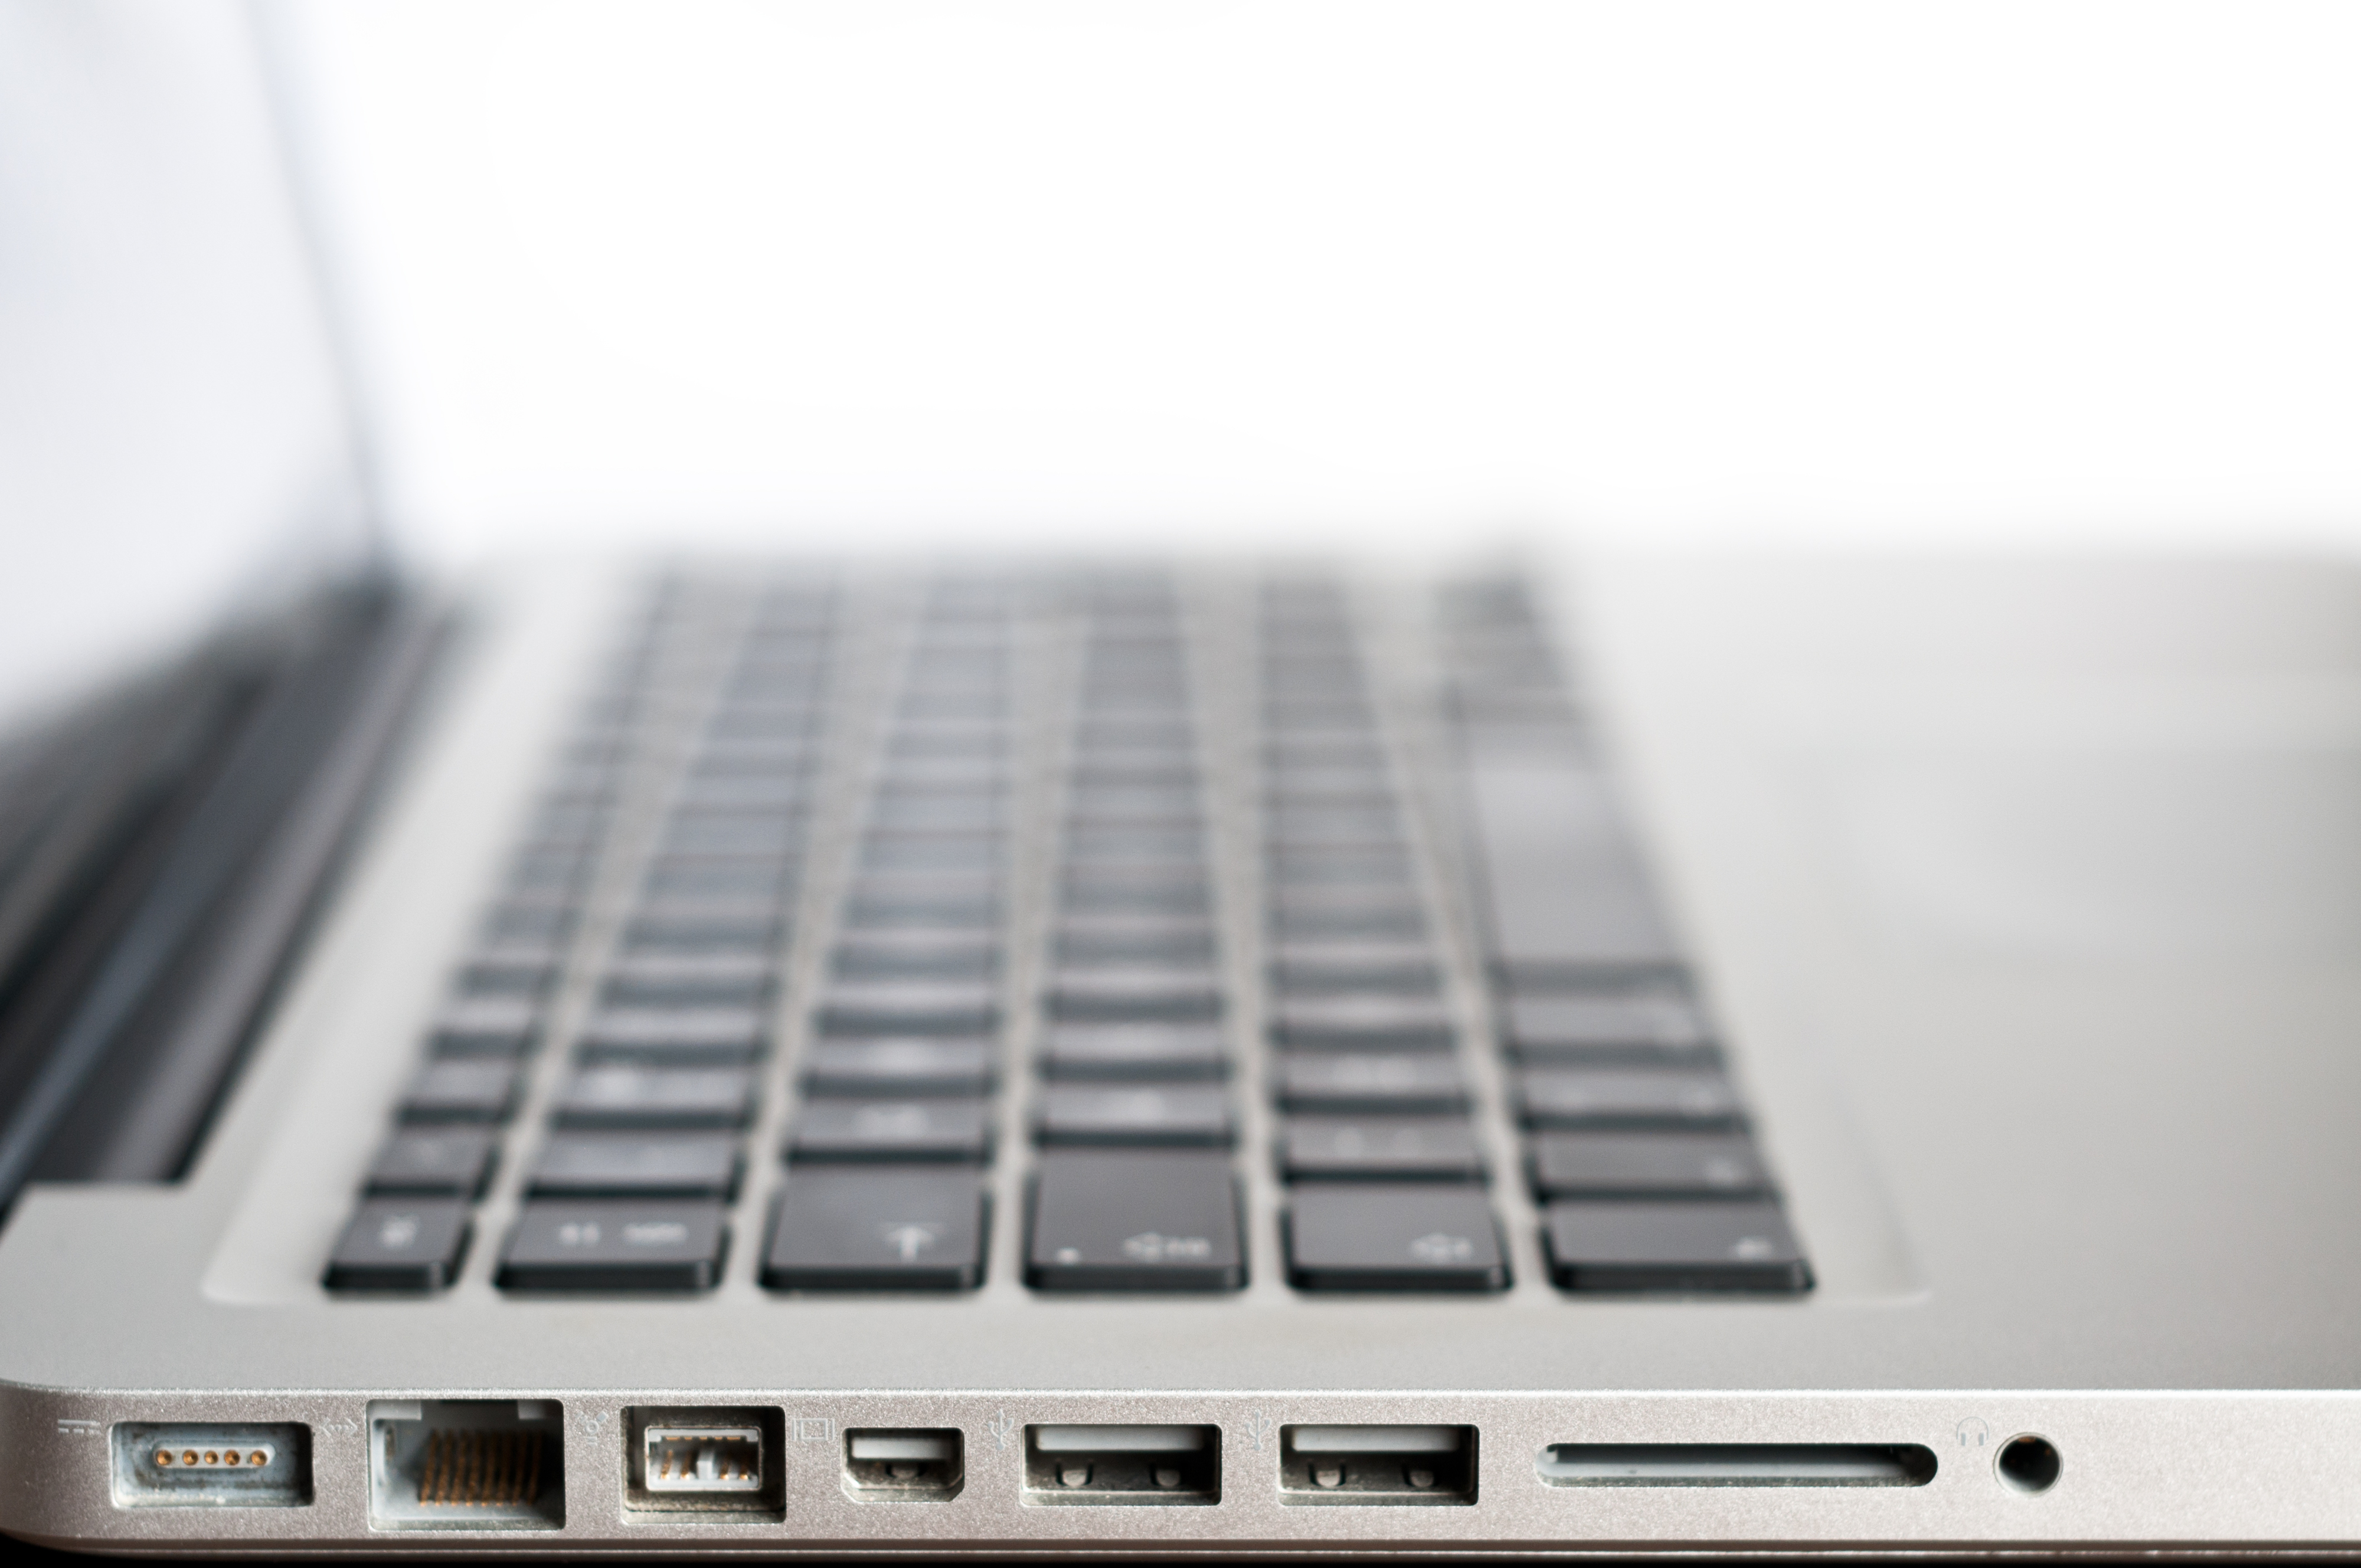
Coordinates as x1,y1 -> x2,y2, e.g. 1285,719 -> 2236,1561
367,1400 -> 562,1530
625,1407 -> 785,1519
1279,1426 -> 1477,1505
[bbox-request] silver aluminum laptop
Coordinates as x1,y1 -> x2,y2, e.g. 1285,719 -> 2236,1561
3,4 -> 2358,1557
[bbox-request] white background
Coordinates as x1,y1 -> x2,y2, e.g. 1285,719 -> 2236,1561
287,0 -> 2361,566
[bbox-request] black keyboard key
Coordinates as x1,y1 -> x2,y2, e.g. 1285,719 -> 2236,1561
1038,1023 -> 1228,1081
456,943 -> 561,997
1502,993 -> 1716,1066
623,901 -> 785,953
1280,1118 -> 1486,1182
1055,916 -> 1216,965
1275,1053 -> 1467,1115
787,1098 -> 993,1163
553,1066 -> 756,1130
1542,1200 -> 1811,1292
1516,1068 -> 1742,1131
1460,752 -> 1684,984
398,1060 -> 522,1124
1044,966 -> 1224,1022
816,980 -> 1000,1036
365,1129 -> 500,1197
1025,1153 -> 1244,1291
1059,868 -> 1209,916
1268,994 -> 1453,1051
577,1006 -> 767,1065
496,1202 -> 729,1291
324,1199 -> 471,1292
760,1168 -> 987,1290
845,873 -> 1001,927
603,951 -> 774,1007
1268,942 -> 1440,995
428,996 -> 542,1059
528,1134 -> 743,1198
1268,888 -> 1425,940
1528,1132 -> 1772,1200
1036,1085 -> 1232,1147
642,857 -> 795,899
802,1038 -> 996,1096
1284,1184 -> 1508,1292
832,930 -> 999,980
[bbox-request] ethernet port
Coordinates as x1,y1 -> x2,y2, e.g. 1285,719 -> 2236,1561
1023,1425 -> 1219,1505
843,1428 -> 964,1501
367,1400 -> 562,1530
1279,1425 -> 1476,1505
624,1407 -> 784,1519
110,1424 -> 310,1508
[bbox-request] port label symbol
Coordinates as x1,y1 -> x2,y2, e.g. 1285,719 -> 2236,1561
1956,1418 -> 1990,1448
1245,1410 -> 1278,1451
984,1410 -> 1018,1450
55,1418 -> 100,1437
792,1418 -> 832,1442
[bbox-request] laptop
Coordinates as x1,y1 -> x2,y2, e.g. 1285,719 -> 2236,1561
3,2 -> 2356,1557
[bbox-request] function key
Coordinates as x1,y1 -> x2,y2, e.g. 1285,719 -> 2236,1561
760,1168 -> 988,1291
323,1199 -> 472,1292
496,1202 -> 730,1292
1024,1153 -> 1244,1292
1284,1184 -> 1509,1292
1541,1200 -> 1810,1292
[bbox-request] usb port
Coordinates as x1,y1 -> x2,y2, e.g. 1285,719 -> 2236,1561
110,1424 -> 310,1508
1280,1425 -> 1476,1505
843,1428 -> 964,1500
1023,1424 -> 1219,1505
625,1407 -> 783,1518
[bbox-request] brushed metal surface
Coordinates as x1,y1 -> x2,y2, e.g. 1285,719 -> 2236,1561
6,551 -> 2357,1554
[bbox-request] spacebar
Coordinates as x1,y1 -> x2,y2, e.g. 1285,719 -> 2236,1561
1023,1152 -> 1244,1291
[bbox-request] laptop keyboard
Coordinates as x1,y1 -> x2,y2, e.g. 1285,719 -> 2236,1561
324,568 -> 1812,1299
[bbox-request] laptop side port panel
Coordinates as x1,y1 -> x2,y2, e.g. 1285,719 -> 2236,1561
110,1425 -> 311,1508
1023,1425 -> 1219,1505
623,1407 -> 785,1520
843,1428 -> 964,1501
367,1400 -> 563,1529
1279,1425 -> 1476,1505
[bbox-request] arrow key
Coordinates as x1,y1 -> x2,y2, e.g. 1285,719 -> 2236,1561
760,1168 -> 987,1291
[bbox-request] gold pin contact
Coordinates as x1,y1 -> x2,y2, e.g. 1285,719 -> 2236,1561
417,1426 -> 544,1506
